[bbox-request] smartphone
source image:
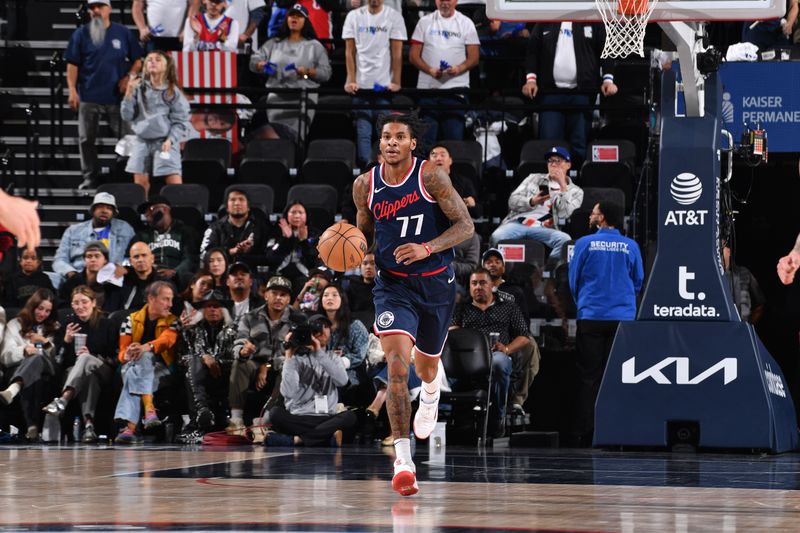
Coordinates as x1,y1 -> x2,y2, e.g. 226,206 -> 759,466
539,184 -> 550,195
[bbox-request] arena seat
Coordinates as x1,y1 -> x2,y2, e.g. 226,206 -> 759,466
238,139 -> 295,210
300,139 -> 357,193
160,183 -> 210,231
440,327 -> 493,445
578,164 -> 633,213
181,138 -> 232,211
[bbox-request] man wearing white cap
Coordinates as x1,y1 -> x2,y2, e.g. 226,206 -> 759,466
65,0 -> 143,190
52,192 -> 135,284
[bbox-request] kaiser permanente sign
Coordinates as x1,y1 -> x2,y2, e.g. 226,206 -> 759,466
719,61 -> 800,152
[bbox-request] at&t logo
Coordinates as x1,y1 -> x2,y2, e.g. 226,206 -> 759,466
665,173 -> 708,226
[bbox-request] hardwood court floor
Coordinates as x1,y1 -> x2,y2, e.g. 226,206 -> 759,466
2,443 -> 800,532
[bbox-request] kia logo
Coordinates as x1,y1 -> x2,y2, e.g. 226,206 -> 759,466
670,173 -> 702,205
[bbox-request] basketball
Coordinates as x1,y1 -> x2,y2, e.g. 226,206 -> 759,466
317,222 -> 368,272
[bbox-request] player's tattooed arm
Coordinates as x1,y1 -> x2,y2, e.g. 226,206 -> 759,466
353,172 -> 375,247
423,165 -> 474,253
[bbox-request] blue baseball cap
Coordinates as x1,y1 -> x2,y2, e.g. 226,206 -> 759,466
288,3 -> 309,18
545,146 -> 571,162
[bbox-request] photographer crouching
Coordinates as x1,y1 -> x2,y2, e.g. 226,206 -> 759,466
266,315 -> 356,447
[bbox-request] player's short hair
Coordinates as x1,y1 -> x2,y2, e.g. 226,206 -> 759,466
376,111 -> 427,141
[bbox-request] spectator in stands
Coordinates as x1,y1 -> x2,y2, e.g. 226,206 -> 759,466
133,195 -> 200,288
429,144 -> 478,215
451,268 -> 531,437
742,0 -> 797,50
320,285 -> 368,388
183,0 -> 240,52
52,192 -> 135,284
176,270 -> 214,315
568,201 -> 643,446
344,252 -> 376,315
227,262 -> 265,320
722,239 -> 766,324
0,289 -> 60,441
452,232 -> 479,291
42,285 -> 119,443
342,0 -> 407,168
203,248 -> 231,293
484,259 -> 543,415
249,4 -> 332,141
104,242 -> 164,312
3,248 -> 55,310
66,0 -> 144,191
225,0 -> 267,49
293,267 -> 331,313
409,0 -> 480,149
490,147 -> 583,262
521,22 -> 616,166
59,242 -> 111,309
121,50 -> 191,198
176,289 -> 238,443
265,201 -> 322,290
266,314 -> 356,446
200,189 -> 271,268
481,248 -> 528,320
113,281 -> 179,444
228,275 -> 303,433
132,0 -> 199,51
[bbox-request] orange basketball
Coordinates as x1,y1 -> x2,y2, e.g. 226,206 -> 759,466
317,222 -> 368,272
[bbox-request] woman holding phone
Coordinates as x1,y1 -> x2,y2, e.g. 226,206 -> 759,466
42,286 -> 118,442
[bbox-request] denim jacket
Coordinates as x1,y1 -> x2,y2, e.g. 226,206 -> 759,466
52,218 -> 135,276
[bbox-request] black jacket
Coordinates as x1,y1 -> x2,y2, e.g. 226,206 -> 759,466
103,270 -> 164,313
132,218 -> 199,276
200,214 -> 272,267
55,315 -> 119,369
525,22 -> 614,93
4,271 -> 55,309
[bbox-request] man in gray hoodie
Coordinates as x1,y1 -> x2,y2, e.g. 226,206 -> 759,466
266,315 -> 356,446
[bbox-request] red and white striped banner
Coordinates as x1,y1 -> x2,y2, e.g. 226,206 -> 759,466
172,51 -> 239,151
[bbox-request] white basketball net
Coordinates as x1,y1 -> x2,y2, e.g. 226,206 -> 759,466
595,0 -> 659,58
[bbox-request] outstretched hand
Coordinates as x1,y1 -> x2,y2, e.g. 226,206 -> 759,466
777,251 -> 800,285
0,191 -> 40,251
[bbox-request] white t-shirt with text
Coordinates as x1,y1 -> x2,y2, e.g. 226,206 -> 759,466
342,5 -> 407,88
146,0 -> 189,38
411,10 -> 479,89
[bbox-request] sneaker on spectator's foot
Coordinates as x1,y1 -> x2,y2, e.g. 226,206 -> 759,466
413,394 -> 439,440
77,177 -> 96,190
82,424 -> 98,443
176,429 -> 204,445
381,435 -> 394,447
25,426 -> 39,442
392,458 -> 418,496
43,397 -> 67,416
511,403 -> 526,415
142,410 -> 161,430
197,407 -> 215,430
115,427 -> 142,445
226,417 -> 245,436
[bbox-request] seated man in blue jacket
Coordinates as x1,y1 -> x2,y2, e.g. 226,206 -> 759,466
568,201 -> 644,446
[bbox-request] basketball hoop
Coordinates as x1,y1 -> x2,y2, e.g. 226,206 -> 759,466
595,0 -> 658,58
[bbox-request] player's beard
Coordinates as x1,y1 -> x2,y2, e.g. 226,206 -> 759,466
89,16 -> 107,47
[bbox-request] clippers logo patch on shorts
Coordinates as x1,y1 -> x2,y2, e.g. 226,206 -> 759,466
377,311 -> 395,328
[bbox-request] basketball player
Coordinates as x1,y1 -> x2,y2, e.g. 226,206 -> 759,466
353,113 -> 474,496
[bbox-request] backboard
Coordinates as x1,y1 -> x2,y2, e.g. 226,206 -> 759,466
487,0 -> 785,22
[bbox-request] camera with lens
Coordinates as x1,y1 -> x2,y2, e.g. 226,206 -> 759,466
282,319 -> 327,355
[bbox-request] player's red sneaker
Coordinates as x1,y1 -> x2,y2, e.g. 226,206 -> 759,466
392,458 -> 419,496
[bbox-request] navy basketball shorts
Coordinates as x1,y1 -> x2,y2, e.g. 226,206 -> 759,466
372,266 -> 457,357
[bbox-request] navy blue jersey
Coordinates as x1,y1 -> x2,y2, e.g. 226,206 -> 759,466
368,157 -> 455,275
